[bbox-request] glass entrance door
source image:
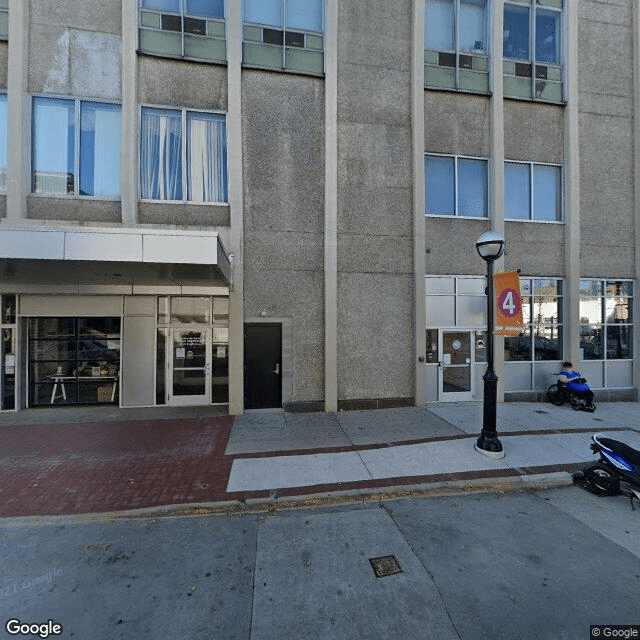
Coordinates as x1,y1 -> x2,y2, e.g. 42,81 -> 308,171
168,327 -> 210,405
439,330 -> 473,401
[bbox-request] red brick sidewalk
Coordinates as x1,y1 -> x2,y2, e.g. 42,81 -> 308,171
0,416 -> 234,517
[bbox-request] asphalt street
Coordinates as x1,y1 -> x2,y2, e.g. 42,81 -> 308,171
1,485 -> 639,640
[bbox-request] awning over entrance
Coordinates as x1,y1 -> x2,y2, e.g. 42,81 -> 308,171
0,226 -> 231,293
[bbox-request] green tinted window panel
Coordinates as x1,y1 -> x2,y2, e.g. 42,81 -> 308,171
425,66 -> 456,90
306,34 -> 323,51
503,61 -> 516,75
538,0 -> 562,7
139,28 -> 182,57
0,11 -> 7,38
184,34 -> 226,62
473,56 -> 488,72
424,49 -> 439,65
140,11 -> 161,29
546,66 -> 562,81
243,42 -> 283,69
459,70 -> 489,93
0,0 -> 8,9
207,20 -> 225,38
504,74 -> 532,99
285,48 -> 323,74
536,80 -> 563,102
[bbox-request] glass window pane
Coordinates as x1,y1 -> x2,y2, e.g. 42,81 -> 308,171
533,164 -> 561,221
458,295 -> 486,326
605,298 -> 632,324
244,0 -> 281,27
474,330 -> 487,363
140,107 -> 182,200
580,298 -> 603,325
213,297 -> 229,327
580,324 -> 603,360
606,281 -> 633,298
460,0 -> 486,52
534,325 -> 561,360
170,297 -> 210,323
521,297 -> 532,324
2,328 -> 15,410
141,0 -> 180,10
504,4 -> 530,60
505,327 -> 531,361
606,326 -> 632,359
505,162 -> 530,219
186,0 -> 224,18
32,97 -> 75,194
580,279 -> 603,298
533,297 -> 559,324
286,0 -> 322,32
187,112 -> 228,203
425,155 -> 454,215
425,0 -> 454,51
0,94 -> 6,191
536,9 -> 560,64
425,329 -> 439,363
80,102 -> 121,198
534,279 -> 562,296
458,158 -> 487,218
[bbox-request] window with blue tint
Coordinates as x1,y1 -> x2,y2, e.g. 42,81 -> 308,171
533,164 -> 561,221
425,0 -> 454,51
79,102 -> 121,198
458,158 -> 487,217
186,0 -> 224,19
32,97 -> 76,195
142,0 -> 180,10
459,0 -> 486,52
505,162 -> 530,220
0,94 -> 6,191
536,9 -> 560,64
425,156 -> 455,215
503,4 -> 529,60
244,0 -> 281,27
286,0 -> 322,32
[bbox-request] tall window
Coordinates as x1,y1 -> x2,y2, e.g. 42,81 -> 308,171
425,155 -> 488,218
140,107 -> 228,203
0,93 -> 6,191
32,97 -> 121,198
424,0 -> 488,92
505,161 -> 562,221
580,280 -> 633,361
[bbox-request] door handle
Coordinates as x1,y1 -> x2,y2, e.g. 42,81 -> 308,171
274,363 -> 280,375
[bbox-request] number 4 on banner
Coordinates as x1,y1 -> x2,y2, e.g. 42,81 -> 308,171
493,271 -> 524,335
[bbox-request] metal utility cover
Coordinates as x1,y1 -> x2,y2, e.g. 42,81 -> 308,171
369,555 -> 402,578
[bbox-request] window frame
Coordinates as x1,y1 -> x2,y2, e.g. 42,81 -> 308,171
0,92 -> 6,193
425,153 -> 489,219
138,103 -> 229,205
30,94 -> 122,200
504,159 -> 563,223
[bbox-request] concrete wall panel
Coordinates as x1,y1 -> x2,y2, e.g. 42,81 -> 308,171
504,222 -> 565,276
30,0 -> 121,35
424,218 -> 489,276
27,197 -> 122,223
0,41 -> 7,90
138,57 -> 228,111
138,203 -> 230,227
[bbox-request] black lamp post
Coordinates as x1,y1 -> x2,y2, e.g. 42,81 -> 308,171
475,231 -> 506,459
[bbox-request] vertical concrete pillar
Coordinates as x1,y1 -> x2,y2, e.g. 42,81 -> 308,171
412,0 -> 426,405
227,0 -> 245,415
490,0 -> 506,400
633,0 -> 640,398
6,0 -> 29,221
324,0 -> 338,412
564,0 -> 581,367
121,0 -> 138,226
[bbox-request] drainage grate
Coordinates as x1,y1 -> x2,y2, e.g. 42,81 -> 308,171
369,555 -> 402,578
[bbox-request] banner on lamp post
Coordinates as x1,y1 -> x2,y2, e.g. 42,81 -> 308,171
493,271 -> 523,336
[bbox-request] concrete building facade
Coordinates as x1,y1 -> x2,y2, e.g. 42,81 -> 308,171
0,0 -> 637,414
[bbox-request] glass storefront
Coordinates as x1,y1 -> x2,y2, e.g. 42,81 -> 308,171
1,295 -> 16,410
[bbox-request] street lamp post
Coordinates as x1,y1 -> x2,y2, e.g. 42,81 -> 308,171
475,231 -> 506,459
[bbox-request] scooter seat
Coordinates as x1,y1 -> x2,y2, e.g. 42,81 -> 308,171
599,437 -> 640,468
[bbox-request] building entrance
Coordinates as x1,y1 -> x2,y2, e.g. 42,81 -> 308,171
167,327 -> 211,406
439,330 -> 474,401
244,324 -> 282,409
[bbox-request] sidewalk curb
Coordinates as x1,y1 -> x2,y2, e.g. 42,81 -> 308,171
0,471 -> 575,525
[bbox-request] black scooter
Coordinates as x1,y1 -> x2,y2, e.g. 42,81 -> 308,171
575,433 -> 640,509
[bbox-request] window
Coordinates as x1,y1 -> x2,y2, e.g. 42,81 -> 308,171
31,97 -> 121,198
242,0 -> 324,75
425,155 -> 488,218
503,1 -> 563,101
140,107 -> 228,203
505,161 -> 562,221
424,0 -> 488,92
0,1 -> 7,40
139,0 -> 226,62
505,278 -> 563,361
0,93 -> 6,191
580,280 -> 633,361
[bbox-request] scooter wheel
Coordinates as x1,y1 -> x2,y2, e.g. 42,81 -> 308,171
583,465 -> 620,496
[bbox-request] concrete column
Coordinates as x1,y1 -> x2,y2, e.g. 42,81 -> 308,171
324,0 -> 338,412
227,0 -> 245,415
490,0 -> 506,400
633,0 -> 640,398
121,0 -> 138,226
6,0 -> 29,222
412,0 -> 426,405
564,0 -> 581,367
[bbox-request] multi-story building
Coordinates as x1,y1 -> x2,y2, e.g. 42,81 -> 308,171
0,0 -> 637,414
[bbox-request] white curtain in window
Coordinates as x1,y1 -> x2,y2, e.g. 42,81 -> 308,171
0,95 -> 7,190
244,0 -> 281,26
33,98 -> 74,194
140,108 -> 182,200
188,113 -> 227,203
92,106 -> 121,198
286,0 -> 322,32
425,0 -> 454,51
460,0 -> 486,52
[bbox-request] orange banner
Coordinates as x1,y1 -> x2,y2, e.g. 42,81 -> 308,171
494,271 -> 524,335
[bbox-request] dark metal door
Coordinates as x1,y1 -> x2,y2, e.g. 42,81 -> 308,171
244,324 -> 282,409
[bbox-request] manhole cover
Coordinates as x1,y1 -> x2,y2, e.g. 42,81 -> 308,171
369,555 -> 402,578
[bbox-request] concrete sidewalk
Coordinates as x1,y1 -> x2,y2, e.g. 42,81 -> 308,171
0,402 -> 638,518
